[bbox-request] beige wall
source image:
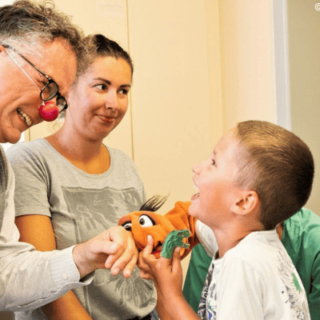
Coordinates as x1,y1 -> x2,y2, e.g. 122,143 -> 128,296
127,0 -> 217,211
26,0 -> 296,280
28,0 -> 221,279
30,0 -> 282,204
287,0 -> 320,214
30,0 -> 220,214
218,0 -> 278,130
3,1 -> 319,319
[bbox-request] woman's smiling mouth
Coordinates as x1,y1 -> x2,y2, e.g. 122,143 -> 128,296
97,114 -> 116,123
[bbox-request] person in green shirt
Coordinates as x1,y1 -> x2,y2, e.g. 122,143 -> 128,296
183,208 -> 320,320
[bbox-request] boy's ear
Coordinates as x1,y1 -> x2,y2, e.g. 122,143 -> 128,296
232,190 -> 259,216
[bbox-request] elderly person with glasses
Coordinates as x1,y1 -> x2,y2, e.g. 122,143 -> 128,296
2,43 -> 69,119
0,0 -> 137,312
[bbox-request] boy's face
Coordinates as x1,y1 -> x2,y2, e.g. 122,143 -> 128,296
189,129 -> 242,227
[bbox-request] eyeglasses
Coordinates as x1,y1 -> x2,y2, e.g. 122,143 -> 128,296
2,43 -> 68,113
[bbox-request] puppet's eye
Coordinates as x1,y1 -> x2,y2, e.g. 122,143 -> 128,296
138,215 -> 155,227
122,222 -> 132,231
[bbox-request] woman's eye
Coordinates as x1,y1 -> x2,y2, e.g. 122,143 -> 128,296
211,159 -> 216,166
122,222 -> 132,231
119,88 -> 129,95
138,215 -> 155,227
95,84 -> 107,90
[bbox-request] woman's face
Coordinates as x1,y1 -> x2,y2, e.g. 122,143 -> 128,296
66,56 -> 132,141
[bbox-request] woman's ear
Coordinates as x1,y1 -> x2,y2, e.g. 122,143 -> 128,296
232,190 -> 259,216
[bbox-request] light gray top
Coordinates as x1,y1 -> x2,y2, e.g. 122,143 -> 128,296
7,139 -> 156,320
0,146 -> 91,312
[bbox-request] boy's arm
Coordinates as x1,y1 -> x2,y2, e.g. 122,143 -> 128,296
139,236 -> 200,320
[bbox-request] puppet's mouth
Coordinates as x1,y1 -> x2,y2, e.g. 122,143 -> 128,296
153,242 -> 163,255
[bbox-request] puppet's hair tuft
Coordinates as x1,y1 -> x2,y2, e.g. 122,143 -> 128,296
140,195 -> 168,212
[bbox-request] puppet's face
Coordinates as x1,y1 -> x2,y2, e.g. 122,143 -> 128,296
118,211 -> 176,258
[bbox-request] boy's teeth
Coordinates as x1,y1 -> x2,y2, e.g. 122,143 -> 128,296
193,185 -> 199,191
17,108 -> 32,126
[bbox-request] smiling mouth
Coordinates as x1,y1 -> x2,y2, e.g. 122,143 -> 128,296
98,115 -> 117,122
17,108 -> 32,127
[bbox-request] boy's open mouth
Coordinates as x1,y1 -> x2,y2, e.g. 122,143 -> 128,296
191,184 -> 200,200
191,193 -> 200,200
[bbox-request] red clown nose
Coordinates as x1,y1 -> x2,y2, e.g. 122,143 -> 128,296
39,101 -> 59,121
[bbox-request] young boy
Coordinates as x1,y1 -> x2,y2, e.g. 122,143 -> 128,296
183,208 -> 320,319
139,120 -> 314,320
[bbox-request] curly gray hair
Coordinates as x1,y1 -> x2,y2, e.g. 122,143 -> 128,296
0,0 -> 86,72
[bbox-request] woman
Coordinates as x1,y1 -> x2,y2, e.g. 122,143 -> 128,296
8,35 -> 157,320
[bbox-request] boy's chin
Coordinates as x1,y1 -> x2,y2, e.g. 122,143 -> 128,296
188,203 -> 198,217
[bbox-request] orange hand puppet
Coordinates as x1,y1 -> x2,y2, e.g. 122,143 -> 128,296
118,196 -> 199,259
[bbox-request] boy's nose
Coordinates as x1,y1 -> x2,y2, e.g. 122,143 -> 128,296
192,164 -> 200,174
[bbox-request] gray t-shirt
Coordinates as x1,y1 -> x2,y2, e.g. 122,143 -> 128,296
7,139 -> 156,320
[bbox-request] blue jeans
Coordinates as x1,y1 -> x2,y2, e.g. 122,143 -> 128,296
151,309 -> 159,320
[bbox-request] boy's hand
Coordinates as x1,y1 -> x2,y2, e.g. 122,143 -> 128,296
139,235 -> 200,320
138,235 -> 183,296
73,226 -> 138,279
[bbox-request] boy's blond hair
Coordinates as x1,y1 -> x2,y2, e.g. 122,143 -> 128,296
235,120 -> 314,230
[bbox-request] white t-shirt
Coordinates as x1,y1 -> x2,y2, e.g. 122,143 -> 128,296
196,221 -> 311,320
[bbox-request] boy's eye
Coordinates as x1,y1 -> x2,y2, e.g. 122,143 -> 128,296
211,159 -> 216,165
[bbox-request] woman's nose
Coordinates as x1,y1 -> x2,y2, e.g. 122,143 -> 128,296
105,90 -> 118,109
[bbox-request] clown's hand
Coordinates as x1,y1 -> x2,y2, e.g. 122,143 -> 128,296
73,226 -> 138,279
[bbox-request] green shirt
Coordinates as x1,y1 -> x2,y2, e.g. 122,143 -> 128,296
183,208 -> 320,320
